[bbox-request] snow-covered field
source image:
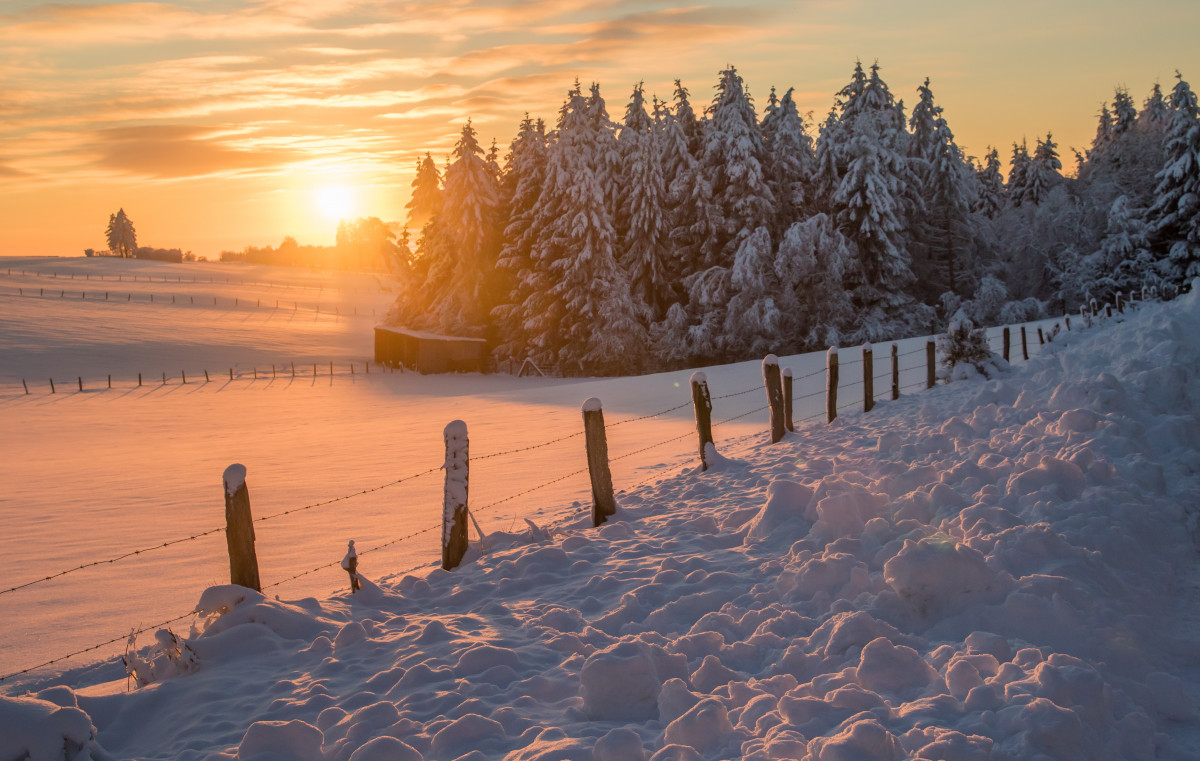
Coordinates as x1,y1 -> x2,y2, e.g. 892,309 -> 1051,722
5,256 -> 1195,760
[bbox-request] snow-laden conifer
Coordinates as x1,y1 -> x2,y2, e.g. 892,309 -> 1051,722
418,120 -> 502,333
692,66 -> 775,269
405,153 -> 442,231
1148,72 -> 1200,283
492,115 -> 549,362
767,88 -> 815,231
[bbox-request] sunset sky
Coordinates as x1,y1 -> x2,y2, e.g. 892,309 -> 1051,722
1,0 -> 1196,258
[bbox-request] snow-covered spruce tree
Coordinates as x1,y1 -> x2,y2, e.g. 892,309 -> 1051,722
417,120 -> 502,334
587,82 -> 622,220
106,208 -> 137,258
527,84 -> 647,374
1084,195 -> 1158,304
1148,72 -> 1200,285
974,148 -> 1005,217
616,83 -> 671,319
831,107 -> 920,340
965,274 -> 1008,326
1017,133 -> 1062,207
937,309 -> 1007,381
721,227 -> 783,358
405,153 -> 442,231
692,65 -> 775,270
907,78 -> 975,299
766,87 -> 815,233
1006,140 -> 1033,206
774,212 -> 856,349
491,115 -> 549,363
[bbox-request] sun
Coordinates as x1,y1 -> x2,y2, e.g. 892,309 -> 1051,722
313,184 -> 356,222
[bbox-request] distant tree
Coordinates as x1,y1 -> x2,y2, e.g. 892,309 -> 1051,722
974,148 -> 1005,216
336,217 -> 396,271
106,208 -> 137,258
766,88 -> 815,232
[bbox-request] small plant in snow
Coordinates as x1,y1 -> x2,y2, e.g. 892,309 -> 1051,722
937,310 -> 1007,381
123,627 -> 199,689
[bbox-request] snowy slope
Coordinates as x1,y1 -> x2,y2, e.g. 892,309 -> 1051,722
2,262 -> 1198,759
0,258 -> 1064,683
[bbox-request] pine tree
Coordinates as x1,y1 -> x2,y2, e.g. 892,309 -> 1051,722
106,208 -> 137,258
1086,195 -> 1156,303
405,153 -> 442,231
419,120 -> 502,333
1148,72 -> 1200,284
774,213 -> 856,348
766,88 -> 815,231
616,83 -> 671,318
526,85 -> 647,373
1113,89 -> 1138,135
975,148 -> 1005,217
722,227 -> 782,357
907,78 -> 974,298
1007,140 -> 1032,206
692,65 -> 775,269
492,115 -> 549,361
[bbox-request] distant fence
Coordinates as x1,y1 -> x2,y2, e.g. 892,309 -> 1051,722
5,285 -> 376,319
0,294 -> 1147,682
3,266 -> 388,294
11,358 -> 402,396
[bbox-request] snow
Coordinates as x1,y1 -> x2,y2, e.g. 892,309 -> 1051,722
582,397 -> 604,413
3,257 -> 1200,759
224,463 -> 247,498
689,371 -> 706,385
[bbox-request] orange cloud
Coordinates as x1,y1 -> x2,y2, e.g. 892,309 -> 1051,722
92,125 -> 302,179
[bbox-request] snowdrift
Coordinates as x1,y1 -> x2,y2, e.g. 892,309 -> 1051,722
4,291 -> 1200,759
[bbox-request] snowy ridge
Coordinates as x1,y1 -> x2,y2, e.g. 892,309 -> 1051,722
4,293 -> 1199,758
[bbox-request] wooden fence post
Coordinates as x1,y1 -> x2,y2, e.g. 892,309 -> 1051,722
342,540 -> 360,593
49,378 -> 55,394
1116,291 -> 1124,314
1002,327 -> 1011,361
1020,326 -> 1029,360
690,372 -> 714,471
582,399 -> 617,527
138,373 -> 142,387
1037,327 -> 1045,345
826,347 -> 839,423
1066,315 -> 1071,330
77,377 -> 83,392
1105,304 -> 1113,318
223,464 -> 261,591
926,340 -> 936,389
22,379 -> 29,395
782,368 -> 795,432
442,421 -> 470,570
862,344 -> 874,413
891,344 -> 899,400
763,355 -> 785,442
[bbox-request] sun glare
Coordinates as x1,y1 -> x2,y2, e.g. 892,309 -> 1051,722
314,184 -> 356,221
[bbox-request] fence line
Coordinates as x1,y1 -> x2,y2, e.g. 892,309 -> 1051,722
2,268 -> 389,294
0,304 -> 1127,681
3,287 -> 378,320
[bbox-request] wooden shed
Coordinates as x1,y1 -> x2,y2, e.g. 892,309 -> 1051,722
374,326 -> 489,374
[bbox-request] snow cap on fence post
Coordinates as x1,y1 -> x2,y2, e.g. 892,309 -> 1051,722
690,372 -> 714,471
582,398 -> 616,527
762,355 -> 785,443
442,420 -> 470,571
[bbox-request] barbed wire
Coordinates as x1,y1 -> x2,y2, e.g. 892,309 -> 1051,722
608,399 -> 694,427
0,611 -> 196,684
471,431 -> 583,461
0,529 -> 227,598
2,464 -> 444,597
711,384 -> 761,400
255,465 -> 442,523
473,466 -> 590,514
713,403 -> 771,427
